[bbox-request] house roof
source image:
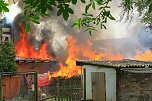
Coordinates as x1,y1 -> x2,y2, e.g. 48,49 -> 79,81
76,59 -> 152,68
16,57 -> 56,64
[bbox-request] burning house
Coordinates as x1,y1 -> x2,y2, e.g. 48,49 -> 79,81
12,22 -> 152,100
76,60 -> 152,101
11,20 -> 84,100
16,57 -> 57,74
1,0 -> 152,100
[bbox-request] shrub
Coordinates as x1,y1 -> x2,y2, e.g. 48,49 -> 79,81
0,42 -> 17,72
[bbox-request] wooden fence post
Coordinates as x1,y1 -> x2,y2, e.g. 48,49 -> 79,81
57,83 -> 60,101
34,71 -> 38,101
0,73 -> 3,101
84,68 -> 86,101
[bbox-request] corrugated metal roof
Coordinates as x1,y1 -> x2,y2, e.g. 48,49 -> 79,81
16,57 -> 56,63
76,59 -> 152,68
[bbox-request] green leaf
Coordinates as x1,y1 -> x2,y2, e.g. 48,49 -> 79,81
108,15 -> 115,20
41,7 -> 47,15
33,0 -> 40,7
62,11 -> 69,20
2,6 -> 9,12
43,13 -> 49,16
64,4 -> 70,7
96,18 -> 100,25
84,27 -> 97,32
103,10 -> 110,17
105,6 -> 110,8
73,18 -> 81,29
48,0 -> 56,5
1,2 -> 9,6
89,31 -> 92,36
57,8 -> 63,16
148,4 -> 152,13
82,13 -> 87,16
57,4 -> 63,8
72,0 -> 77,5
98,6 -> 104,10
65,0 -> 71,3
32,20 -> 40,24
86,14 -> 93,17
25,22 -> 30,33
105,17 -> 107,23
92,1 -> 96,10
146,0 -> 151,4
96,0 -> 104,5
68,8 -> 74,14
85,4 -> 91,14
32,15 -> 40,20
81,0 -> 86,3
0,7 -> 2,13
103,24 -> 106,29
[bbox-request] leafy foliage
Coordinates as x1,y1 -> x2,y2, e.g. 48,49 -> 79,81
120,0 -> 152,26
0,0 -> 9,13
1,0 -> 152,35
20,0 -> 152,34
0,42 -> 17,72
72,0 -> 115,35
141,12 -> 152,26
23,0 -> 115,35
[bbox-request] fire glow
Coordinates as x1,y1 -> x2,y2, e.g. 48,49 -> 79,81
15,25 -> 152,80
15,26 -> 52,59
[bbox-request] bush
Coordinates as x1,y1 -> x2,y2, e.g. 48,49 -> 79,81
0,42 -> 17,72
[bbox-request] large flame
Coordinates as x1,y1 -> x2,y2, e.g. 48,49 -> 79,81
48,35 -> 123,79
47,36 -> 152,79
15,26 -> 52,59
135,50 -> 152,61
15,25 -> 152,81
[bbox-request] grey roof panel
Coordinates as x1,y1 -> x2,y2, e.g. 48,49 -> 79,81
76,59 -> 152,68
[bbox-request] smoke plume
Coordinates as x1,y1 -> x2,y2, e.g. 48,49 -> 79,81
12,0 -> 152,61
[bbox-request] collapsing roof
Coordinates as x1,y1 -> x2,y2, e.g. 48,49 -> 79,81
76,59 -> 152,68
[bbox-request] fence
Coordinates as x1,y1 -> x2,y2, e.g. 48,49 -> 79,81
0,71 -> 38,101
40,75 -> 83,101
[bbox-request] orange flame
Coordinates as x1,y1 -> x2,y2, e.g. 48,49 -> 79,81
48,35 -> 123,79
15,26 -> 52,59
15,25 -> 152,81
135,50 -> 152,61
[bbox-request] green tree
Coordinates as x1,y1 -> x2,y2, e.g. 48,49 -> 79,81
21,0 -> 152,34
120,0 -> 152,26
0,0 -> 9,13
0,0 -> 152,34
22,0 -> 116,35
0,42 -> 17,72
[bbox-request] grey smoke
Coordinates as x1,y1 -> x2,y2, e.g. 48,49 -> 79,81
13,0 -> 152,60
139,27 -> 152,51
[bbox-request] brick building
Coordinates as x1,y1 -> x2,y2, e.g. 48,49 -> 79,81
76,59 -> 152,101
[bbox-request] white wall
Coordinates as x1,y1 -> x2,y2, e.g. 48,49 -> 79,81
83,65 -> 116,101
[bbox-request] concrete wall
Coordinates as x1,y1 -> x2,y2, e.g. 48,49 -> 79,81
83,65 -> 116,101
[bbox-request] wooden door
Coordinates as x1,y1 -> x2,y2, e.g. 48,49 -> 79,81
91,72 -> 106,101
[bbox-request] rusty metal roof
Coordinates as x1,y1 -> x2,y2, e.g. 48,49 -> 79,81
76,59 -> 152,68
